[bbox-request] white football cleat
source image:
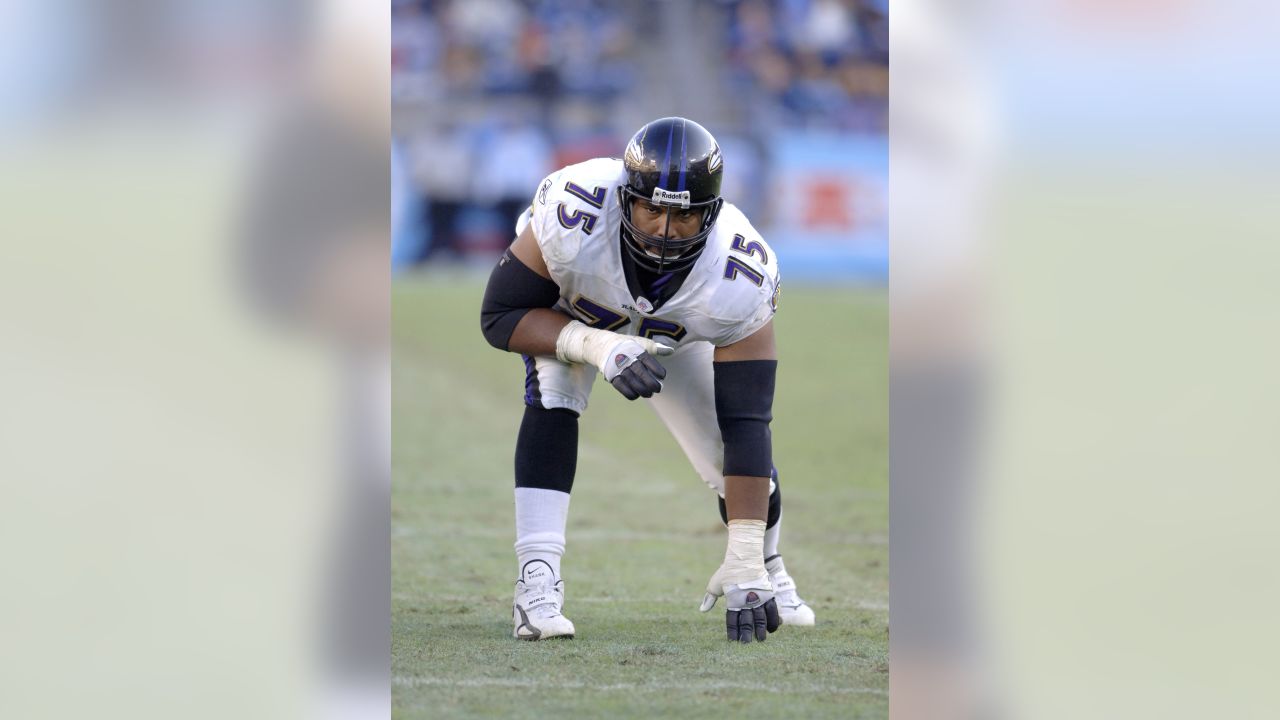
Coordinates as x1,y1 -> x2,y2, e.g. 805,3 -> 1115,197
766,555 -> 816,626
512,560 -> 575,640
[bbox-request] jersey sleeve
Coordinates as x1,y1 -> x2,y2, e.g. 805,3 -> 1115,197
525,168 -> 581,281
523,160 -> 621,286
698,212 -> 781,347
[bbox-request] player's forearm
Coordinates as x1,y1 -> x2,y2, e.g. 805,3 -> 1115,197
722,475 -> 770,521
714,358 -> 776,525
506,308 -> 574,357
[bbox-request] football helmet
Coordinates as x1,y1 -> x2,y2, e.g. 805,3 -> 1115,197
618,117 -> 725,273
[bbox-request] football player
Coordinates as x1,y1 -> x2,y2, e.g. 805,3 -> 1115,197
481,117 -> 814,643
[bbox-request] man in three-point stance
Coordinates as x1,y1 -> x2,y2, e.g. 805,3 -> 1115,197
481,117 -> 814,642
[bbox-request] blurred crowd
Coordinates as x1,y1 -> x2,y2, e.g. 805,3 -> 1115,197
725,0 -> 888,133
392,0 -> 636,105
391,0 -> 888,265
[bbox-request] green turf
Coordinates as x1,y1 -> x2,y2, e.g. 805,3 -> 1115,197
392,269 -> 887,719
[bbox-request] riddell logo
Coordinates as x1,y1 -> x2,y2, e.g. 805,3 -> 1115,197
650,187 -> 691,208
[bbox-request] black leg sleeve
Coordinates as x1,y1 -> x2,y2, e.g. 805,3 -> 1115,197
514,405 -> 579,493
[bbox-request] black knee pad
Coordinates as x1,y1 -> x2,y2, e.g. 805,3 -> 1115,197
718,467 -> 781,528
514,405 -> 579,493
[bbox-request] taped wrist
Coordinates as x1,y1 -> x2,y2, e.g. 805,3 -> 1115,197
554,320 -> 622,370
721,519 -> 768,584
480,249 -> 562,351
714,360 -> 777,478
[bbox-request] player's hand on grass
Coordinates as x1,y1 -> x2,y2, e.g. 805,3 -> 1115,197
700,568 -> 782,643
555,320 -> 674,400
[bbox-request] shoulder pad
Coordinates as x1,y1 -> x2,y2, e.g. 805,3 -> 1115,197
695,204 -> 780,346
530,159 -> 625,266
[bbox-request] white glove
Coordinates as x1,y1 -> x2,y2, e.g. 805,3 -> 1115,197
700,569 -> 774,612
699,519 -> 782,643
555,320 -> 675,400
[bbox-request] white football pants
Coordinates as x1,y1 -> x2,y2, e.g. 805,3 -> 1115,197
524,340 -> 776,497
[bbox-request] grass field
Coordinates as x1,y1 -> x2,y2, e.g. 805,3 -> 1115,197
392,270 -> 887,719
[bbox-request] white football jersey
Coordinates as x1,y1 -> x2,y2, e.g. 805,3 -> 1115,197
517,158 -> 780,348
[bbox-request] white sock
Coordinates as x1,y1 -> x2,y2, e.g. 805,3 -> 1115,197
514,487 -> 570,580
764,512 -> 782,561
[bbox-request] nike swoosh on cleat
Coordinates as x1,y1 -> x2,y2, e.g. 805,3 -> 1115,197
514,604 -> 541,640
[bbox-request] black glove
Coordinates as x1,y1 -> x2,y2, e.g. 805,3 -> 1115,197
702,574 -> 783,643
608,351 -> 667,400
725,595 -> 782,643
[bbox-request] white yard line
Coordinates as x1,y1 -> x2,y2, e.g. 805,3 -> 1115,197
394,524 -> 887,546
392,675 -> 886,696
397,594 -> 888,612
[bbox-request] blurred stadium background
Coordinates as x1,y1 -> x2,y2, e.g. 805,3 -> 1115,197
4,0 -> 1278,718
390,0 -> 887,280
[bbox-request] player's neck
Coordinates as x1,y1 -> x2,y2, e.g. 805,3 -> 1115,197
620,244 -> 693,312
